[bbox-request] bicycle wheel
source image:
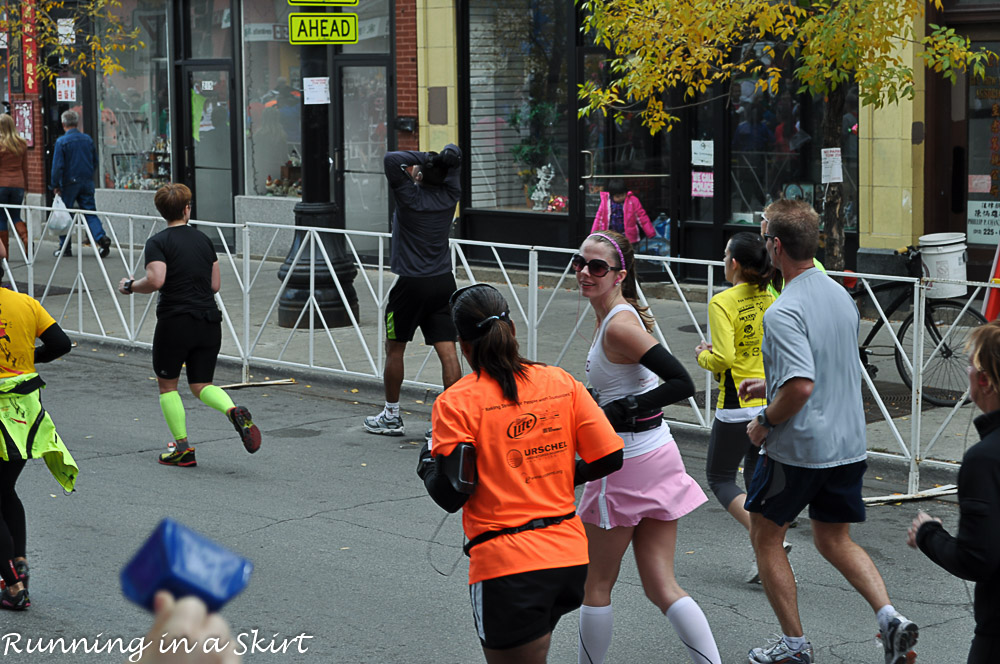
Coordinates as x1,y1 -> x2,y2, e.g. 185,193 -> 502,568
894,300 -> 988,406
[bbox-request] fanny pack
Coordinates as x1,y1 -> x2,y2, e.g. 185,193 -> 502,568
614,410 -> 662,433
463,511 -> 576,557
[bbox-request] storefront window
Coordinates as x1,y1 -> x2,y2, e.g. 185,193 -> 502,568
728,43 -> 858,230
341,0 -> 391,55
190,0 -> 233,60
97,0 -> 171,190
468,0 -> 569,214
243,1 -> 301,197
966,41 -> 1000,245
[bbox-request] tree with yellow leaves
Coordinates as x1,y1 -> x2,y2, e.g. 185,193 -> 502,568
1,0 -> 142,90
579,0 -> 992,271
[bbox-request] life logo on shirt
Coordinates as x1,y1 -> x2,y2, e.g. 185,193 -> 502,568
507,413 -> 537,439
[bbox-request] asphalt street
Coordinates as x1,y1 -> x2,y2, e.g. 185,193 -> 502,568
0,342 -> 976,663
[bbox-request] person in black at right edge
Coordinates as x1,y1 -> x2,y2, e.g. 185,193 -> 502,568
364,144 -> 463,439
909,319 -> 1000,663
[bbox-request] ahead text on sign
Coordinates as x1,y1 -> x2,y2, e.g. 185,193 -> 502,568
288,14 -> 358,44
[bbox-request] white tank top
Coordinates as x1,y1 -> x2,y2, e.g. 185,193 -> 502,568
586,303 -> 669,459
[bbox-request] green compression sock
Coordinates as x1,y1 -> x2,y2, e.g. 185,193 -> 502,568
159,391 -> 187,441
198,384 -> 235,415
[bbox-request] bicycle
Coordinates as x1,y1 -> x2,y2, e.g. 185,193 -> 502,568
849,246 -> 987,407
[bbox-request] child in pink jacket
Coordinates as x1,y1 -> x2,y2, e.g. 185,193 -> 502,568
590,179 -> 656,244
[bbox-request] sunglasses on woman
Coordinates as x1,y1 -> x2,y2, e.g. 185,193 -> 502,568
571,254 -> 621,278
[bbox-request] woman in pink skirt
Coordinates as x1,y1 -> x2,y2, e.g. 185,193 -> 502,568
575,230 -> 720,664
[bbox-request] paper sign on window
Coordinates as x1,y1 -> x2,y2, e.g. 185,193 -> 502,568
692,171 -> 714,198
56,78 -> 76,102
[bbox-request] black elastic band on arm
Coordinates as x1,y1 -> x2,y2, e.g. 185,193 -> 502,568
35,324 -> 72,364
633,344 -> 695,409
574,449 -> 624,486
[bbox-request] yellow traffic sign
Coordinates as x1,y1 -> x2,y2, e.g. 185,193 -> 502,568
288,13 -> 358,44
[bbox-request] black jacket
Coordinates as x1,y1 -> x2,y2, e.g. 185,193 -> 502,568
917,408 -> 1000,636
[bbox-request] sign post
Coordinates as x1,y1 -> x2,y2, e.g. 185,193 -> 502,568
277,4 -> 360,328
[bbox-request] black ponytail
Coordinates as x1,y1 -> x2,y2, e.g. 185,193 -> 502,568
728,231 -> 773,291
450,284 -> 537,403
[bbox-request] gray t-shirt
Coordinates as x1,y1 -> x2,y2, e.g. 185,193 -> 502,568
761,267 -> 867,468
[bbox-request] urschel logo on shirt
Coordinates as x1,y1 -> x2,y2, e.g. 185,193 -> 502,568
507,449 -> 524,468
507,413 -> 537,439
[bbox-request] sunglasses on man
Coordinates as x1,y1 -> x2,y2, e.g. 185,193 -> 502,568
571,254 -> 621,278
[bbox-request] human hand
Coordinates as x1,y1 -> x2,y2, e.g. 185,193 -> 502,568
118,277 -> 133,295
746,419 -> 767,447
695,341 -> 712,360
739,378 -> 767,401
53,188 -> 61,197
907,511 -> 941,549
602,397 -> 636,431
137,591 -> 240,663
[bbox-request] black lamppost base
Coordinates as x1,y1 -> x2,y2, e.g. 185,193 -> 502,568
278,202 -> 359,329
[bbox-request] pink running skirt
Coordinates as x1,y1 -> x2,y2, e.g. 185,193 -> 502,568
579,439 -> 707,529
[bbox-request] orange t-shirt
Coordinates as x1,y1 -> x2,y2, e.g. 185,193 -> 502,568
0,289 -> 57,378
431,363 -> 622,584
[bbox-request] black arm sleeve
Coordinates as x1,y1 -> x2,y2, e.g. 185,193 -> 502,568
417,443 -> 470,514
915,458 -> 1000,582
634,344 -> 696,409
35,324 -> 72,364
601,345 -> 695,429
574,449 -> 624,486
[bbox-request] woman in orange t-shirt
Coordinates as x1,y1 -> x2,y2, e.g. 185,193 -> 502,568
418,283 -> 623,664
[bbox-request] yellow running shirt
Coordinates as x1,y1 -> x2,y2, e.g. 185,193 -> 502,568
697,282 -> 774,410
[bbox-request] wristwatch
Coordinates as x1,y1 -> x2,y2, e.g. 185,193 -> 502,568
755,408 -> 774,430
124,279 -> 134,294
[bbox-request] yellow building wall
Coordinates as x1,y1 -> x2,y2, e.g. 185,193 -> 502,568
415,0 -> 459,151
858,20 -> 925,250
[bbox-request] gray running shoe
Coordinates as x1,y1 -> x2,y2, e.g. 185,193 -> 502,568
364,411 -> 405,436
748,635 -> 813,664
880,616 -> 918,664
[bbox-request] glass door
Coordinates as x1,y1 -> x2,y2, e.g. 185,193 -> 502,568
180,67 -> 236,237
334,64 -> 389,258
577,52 -> 674,269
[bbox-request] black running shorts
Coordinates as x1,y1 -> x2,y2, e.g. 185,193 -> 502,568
385,273 -> 458,344
469,564 -> 587,650
745,455 -> 867,526
152,313 -> 222,383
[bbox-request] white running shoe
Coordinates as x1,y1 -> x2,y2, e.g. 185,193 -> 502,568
364,411 -> 405,436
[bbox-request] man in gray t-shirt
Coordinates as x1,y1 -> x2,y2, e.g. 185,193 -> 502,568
739,200 -> 918,664
759,268 -> 866,468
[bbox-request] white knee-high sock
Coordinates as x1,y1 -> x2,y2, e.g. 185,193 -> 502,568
665,596 -> 722,664
579,603 -> 613,664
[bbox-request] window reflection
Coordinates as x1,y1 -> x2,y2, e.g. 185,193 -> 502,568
729,43 -> 858,231
468,0 -> 568,213
243,2 -> 301,197
96,0 -> 171,190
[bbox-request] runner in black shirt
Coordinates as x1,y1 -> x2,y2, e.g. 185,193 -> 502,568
118,183 -> 261,467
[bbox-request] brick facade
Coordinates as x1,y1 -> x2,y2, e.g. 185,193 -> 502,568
395,0 -> 418,151
10,93 -> 46,194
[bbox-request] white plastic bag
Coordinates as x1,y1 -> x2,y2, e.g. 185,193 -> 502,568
47,195 -> 72,233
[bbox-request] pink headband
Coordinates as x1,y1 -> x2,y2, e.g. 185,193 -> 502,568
587,233 -> 626,271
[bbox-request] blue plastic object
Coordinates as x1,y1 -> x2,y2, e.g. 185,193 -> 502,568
121,518 -> 253,613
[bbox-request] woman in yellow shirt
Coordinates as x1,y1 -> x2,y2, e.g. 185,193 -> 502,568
694,232 -> 775,583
